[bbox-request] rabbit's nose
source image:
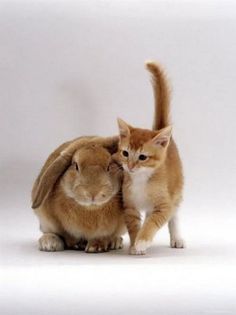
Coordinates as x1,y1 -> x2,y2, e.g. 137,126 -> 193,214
90,193 -> 96,202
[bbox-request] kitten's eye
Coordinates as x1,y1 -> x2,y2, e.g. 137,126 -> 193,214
122,150 -> 129,157
139,154 -> 148,161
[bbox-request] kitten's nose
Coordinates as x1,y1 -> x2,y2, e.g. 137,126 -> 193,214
128,162 -> 135,171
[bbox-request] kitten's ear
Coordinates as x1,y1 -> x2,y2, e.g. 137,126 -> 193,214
150,126 -> 172,148
117,118 -> 131,138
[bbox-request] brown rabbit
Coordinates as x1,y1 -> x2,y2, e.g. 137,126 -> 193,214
31,136 -> 126,253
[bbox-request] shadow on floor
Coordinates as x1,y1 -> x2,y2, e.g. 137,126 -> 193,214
1,237 -> 235,267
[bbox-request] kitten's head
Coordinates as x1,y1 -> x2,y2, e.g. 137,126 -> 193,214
116,118 -> 172,173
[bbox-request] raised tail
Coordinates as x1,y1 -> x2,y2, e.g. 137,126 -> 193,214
145,61 -> 171,130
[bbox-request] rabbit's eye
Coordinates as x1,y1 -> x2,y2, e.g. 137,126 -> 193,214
73,162 -> 79,172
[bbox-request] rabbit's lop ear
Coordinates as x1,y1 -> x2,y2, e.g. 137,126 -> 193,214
31,136 -> 94,209
101,136 -> 119,154
31,153 -> 71,209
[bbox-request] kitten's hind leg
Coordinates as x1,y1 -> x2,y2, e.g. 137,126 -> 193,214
168,212 -> 185,248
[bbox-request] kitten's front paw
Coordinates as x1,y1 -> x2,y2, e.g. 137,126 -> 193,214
129,246 -> 146,255
170,238 -> 186,248
130,240 -> 151,255
39,233 -> 64,252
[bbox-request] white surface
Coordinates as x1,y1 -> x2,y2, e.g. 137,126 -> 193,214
1,1 -> 236,314
1,209 -> 236,315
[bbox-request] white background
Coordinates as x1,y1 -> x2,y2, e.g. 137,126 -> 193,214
1,1 -> 236,314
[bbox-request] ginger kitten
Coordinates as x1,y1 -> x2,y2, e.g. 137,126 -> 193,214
116,61 -> 185,255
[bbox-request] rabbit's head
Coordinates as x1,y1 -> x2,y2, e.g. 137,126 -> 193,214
32,136 -> 122,209
62,144 -> 122,207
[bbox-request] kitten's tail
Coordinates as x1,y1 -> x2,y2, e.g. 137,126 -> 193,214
145,61 -> 171,130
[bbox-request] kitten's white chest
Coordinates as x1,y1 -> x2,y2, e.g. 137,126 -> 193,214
129,169 -> 154,213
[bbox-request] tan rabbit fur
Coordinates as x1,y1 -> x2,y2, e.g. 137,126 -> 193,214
32,136 -> 126,253
115,61 -> 185,255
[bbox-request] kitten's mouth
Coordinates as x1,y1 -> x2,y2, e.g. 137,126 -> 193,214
124,165 -> 136,173
127,168 -> 138,173
129,170 -> 135,173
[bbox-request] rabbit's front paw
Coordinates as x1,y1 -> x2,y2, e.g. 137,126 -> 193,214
38,233 -> 64,251
109,236 -> 123,250
65,237 -> 88,250
74,238 -> 88,250
85,239 -> 109,253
